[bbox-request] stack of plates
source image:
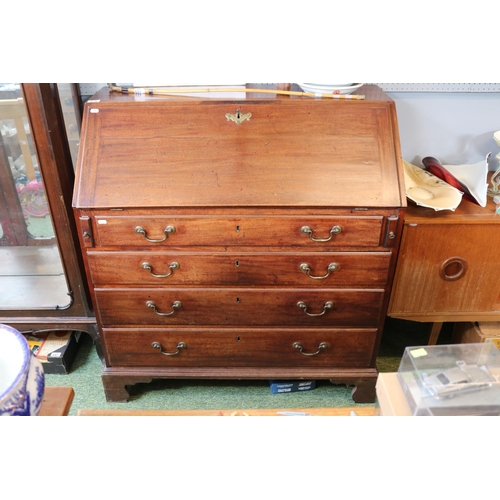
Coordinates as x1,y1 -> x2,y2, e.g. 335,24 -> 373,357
298,83 -> 363,95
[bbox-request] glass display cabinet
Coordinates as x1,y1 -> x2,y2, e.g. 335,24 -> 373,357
0,83 -> 101,360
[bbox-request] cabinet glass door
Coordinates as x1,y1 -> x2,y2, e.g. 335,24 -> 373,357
0,83 -> 71,309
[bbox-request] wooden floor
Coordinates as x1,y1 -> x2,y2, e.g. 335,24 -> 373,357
0,245 -> 70,309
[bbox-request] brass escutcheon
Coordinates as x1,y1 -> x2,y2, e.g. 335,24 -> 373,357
226,107 -> 252,125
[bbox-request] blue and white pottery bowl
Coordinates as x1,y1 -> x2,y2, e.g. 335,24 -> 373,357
0,324 -> 45,416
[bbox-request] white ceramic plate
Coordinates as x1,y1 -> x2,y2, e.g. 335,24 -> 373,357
403,160 -> 463,211
297,83 -> 363,95
299,83 -> 354,88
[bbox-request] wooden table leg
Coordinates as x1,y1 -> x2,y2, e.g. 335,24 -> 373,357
427,322 -> 444,345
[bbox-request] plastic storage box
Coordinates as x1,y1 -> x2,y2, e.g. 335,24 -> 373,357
397,343 -> 500,415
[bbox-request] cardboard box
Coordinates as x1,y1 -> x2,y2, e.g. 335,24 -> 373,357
375,373 -> 412,416
269,380 -> 316,394
23,331 -> 81,374
452,322 -> 500,349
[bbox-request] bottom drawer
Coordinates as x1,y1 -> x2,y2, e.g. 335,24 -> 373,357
102,327 -> 378,368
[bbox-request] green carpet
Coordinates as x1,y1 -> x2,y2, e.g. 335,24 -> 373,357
44,318 -> 453,415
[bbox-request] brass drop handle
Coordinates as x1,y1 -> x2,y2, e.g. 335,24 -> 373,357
299,262 -> 339,280
141,261 -> 180,278
146,300 -> 182,316
293,341 -> 330,356
151,341 -> 186,356
135,225 -> 176,242
301,225 -> 342,242
296,300 -> 334,316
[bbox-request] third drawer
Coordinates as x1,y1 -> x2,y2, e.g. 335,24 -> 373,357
94,288 -> 385,327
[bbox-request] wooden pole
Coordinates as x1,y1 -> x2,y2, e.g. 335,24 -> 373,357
107,84 -> 365,100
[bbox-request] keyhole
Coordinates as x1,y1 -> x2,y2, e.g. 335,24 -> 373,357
236,225 -> 240,232
236,336 -> 241,342
235,260 -> 240,267
236,297 -> 241,303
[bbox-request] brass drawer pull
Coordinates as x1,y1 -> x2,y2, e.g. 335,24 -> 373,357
299,262 -> 339,279
439,256 -> 468,281
293,341 -> 330,356
141,261 -> 180,278
296,300 -> 334,316
152,341 -> 187,356
300,225 -> 342,242
134,225 -> 176,242
146,300 -> 182,316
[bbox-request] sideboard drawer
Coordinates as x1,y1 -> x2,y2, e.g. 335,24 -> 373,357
102,327 -> 378,368
94,288 -> 385,327
87,250 -> 391,287
93,215 -> 386,248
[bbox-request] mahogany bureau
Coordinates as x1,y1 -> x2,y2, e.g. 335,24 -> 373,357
72,84 -> 406,403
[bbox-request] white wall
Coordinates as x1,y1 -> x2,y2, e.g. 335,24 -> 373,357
387,91 -> 500,171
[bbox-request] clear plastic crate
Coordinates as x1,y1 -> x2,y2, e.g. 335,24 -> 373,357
397,343 -> 500,415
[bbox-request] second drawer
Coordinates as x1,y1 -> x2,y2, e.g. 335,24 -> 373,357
87,250 -> 391,287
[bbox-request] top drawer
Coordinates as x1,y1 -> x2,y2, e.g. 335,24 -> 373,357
92,215 -> 386,248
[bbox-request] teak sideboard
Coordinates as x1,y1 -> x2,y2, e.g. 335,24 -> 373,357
388,190 -> 500,343
72,84 -> 406,403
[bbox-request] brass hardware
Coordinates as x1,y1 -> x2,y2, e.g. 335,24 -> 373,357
299,262 -> 339,280
225,107 -> 252,125
300,225 -> 342,242
383,215 -> 399,247
134,225 -> 175,243
439,257 -> 468,282
151,341 -> 187,356
141,261 -> 180,278
79,215 -> 94,247
293,341 -> 330,356
146,300 -> 182,316
296,300 -> 334,316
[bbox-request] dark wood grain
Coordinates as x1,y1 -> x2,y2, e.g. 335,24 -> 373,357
73,84 -> 405,403
87,250 -> 391,287
103,327 -> 378,367
94,288 -> 385,327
